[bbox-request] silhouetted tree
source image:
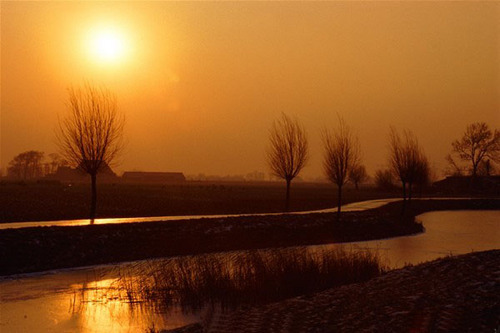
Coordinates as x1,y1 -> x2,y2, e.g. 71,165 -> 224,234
323,117 -> 360,219
444,154 -> 464,176
374,169 -> 395,190
348,164 -> 368,190
57,84 -> 125,222
477,159 -> 496,176
414,154 -> 430,196
47,153 -> 68,174
7,151 -> 45,180
389,127 -> 428,205
267,113 -> 309,211
450,122 -> 499,178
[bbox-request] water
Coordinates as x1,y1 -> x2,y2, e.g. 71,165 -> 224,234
0,197 -> 464,230
0,210 -> 498,332
323,210 -> 500,268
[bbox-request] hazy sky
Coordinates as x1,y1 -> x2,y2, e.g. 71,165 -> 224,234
1,1 -> 499,179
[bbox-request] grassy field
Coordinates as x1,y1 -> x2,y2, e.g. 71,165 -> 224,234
0,181 -> 398,222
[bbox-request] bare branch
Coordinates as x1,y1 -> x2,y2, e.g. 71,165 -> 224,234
267,113 -> 309,182
56,83 -> 125,221
322,116 -> 361,217
322,117 -> 360,188
56,83 -> 125,176
388,127 -> 428,201
450,122 -> 500,177
266,113 -> 309,211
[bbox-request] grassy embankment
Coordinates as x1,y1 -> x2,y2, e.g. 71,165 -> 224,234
1,197 -> 498,276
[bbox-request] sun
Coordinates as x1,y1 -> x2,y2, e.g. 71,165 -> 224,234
89,28 -> 127,63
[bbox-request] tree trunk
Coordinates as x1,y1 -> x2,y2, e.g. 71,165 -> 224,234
355,182 -> 359,190
408,182 -> 413,203
402,181 -> 406,201
401,181 -> 406,215
337,184 -> 342,220
285,179 -> 291,212
90,173 -> 97,224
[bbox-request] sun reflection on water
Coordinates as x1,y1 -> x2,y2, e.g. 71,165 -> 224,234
0,269 -> 200,333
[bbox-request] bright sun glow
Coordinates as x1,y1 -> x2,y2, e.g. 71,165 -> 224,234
89,28 -> 126,63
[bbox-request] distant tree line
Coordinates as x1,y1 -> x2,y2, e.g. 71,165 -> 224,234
6,151 -> 67,180
266,114 -> 499,214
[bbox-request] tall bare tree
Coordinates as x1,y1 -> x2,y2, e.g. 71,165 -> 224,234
323,117 -> 360,219
450,122 -> 499,178
267,113 -> 309,211
57,84 -> 125,221
389,127 -> 428,205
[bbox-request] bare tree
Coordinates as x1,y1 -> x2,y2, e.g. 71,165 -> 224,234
450,122 -> 499,178
47,153 -> 68,174
388,127 -> 428,205
57,84 -> 125,221
374,169 -> 395,191
323,117 -> 360,219
414,153 -> 430,197
348,164 -> 368,190
444,154 -> 464,176
477,159 -> 495,176
267,113 -> 309,212
7,151 -> 45,180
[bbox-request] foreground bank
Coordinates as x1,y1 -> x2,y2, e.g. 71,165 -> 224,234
173,250 -> 500,332
0,199 -> 498,275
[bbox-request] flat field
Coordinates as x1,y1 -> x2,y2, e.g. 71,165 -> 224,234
0,181 -> 397,223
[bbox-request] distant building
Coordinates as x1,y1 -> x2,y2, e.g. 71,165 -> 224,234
46,162 -> 118,183
122,171 -> 186,184
433,176 -> 500,195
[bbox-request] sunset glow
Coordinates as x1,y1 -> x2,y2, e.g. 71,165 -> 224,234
89,28 -> 126,63
1,2 -> 499,332
2,1 -> 499,178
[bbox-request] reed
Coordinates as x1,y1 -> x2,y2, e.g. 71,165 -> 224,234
116,246 -> 386,312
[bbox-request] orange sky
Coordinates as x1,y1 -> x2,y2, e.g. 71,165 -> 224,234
1,1 -> 499,180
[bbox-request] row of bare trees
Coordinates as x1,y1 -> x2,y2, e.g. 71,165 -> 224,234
267,114 -> 367,218
23,81 -> 496,223
7,151 -> 67,180
267,113 -> 499,216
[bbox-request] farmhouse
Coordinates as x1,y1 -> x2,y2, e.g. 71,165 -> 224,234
46,162 -> 118,183
433,176 -> 500,195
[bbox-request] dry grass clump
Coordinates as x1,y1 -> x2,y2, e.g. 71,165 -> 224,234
116,246 -> 386,312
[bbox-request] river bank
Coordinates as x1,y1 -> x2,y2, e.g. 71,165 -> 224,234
0,199 -> 498,276
200,249 -> 500,332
